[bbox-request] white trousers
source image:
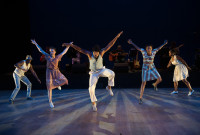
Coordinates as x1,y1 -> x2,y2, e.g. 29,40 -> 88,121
89,67 -> 115,102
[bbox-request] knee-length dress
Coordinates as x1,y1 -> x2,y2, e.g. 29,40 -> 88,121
141,48 -> 161,82
171,55 -> 189,82
45,54 -> 68,90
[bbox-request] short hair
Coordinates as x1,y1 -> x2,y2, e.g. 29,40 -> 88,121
145,44 -> 153,48
92,45 -> 101,52
49,46 -> 56,52
26,55 -> 32,60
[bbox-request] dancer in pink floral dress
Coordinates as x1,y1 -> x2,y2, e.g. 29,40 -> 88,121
31,39 -> 72,108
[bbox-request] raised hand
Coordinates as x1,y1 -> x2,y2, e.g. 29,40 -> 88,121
117,31 -> 123,38
127,39 -> 133,44
164,40 -> 168,45
62,42 -> 73,47
31,39 -> 38,45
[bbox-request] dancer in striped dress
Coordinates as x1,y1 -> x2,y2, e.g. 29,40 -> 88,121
128,39 -> 168,104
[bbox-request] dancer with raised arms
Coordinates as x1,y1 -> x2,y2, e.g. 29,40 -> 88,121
128,39 -> 168,104
63,31 -> 123,111
31,39 -> 72,108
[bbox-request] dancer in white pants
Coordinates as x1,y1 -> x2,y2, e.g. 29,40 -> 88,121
63,31 -> 123,111
9,55 -> 41,104
89,67 -> 115,103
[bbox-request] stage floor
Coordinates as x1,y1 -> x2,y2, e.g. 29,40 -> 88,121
0,88 -> 200,135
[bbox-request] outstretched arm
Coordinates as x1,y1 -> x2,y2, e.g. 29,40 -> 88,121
176,44 -> 184,50
101,31 -> 123,57
60,42 -> 73,56
31,39 -> 48,56
63,43 -> 92,59
156,40 -> 168,51
29,65 -> 41,84
127,39 -> 142,51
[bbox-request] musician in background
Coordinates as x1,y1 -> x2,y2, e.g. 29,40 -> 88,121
109,45 -> 128,63
72,50 -> 81,64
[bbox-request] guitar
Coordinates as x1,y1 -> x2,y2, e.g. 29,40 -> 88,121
109,53 -> 119,61
133,51 -> 140,69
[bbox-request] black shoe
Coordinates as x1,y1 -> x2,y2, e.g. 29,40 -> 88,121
27,97 -> 33,100
139,98 -> 143,104
9,99 -> 14,104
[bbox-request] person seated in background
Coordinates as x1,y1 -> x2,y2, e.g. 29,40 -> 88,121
109,45 -> 128,63
72,50 -> 81,64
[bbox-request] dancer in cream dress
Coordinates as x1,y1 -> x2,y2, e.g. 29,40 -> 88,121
167,49 -> 194,96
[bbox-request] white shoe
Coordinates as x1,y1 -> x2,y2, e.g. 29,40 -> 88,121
188,90 -> 194,96
171,91 -> 178,94
58,86 -> 61,90
92,104 -> 97,112
106,86 -> 114,96
49,102 -> 54,108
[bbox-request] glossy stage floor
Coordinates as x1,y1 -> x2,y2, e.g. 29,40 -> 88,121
0,88 -> 200,135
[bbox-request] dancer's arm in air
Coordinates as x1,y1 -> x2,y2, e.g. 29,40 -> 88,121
60,42 -> 73,56
100,31 -> 123,57
31,39 -> 49,56
65,43 -> 92,59
127,39 -> 142,51
155,40 -> 168,51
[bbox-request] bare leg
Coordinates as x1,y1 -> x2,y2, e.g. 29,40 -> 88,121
174,81 -> 178,91
140,81 -> 146,99
153,77 -> 162,87
48,89 -> 52,102
48,89 -> 54,108
182,79 -> 192,91
107,86 -> 111,90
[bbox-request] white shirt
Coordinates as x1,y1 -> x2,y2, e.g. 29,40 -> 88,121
14,60 -> 30,77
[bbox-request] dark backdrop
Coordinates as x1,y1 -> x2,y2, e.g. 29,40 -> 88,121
2,0 -> 200,74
